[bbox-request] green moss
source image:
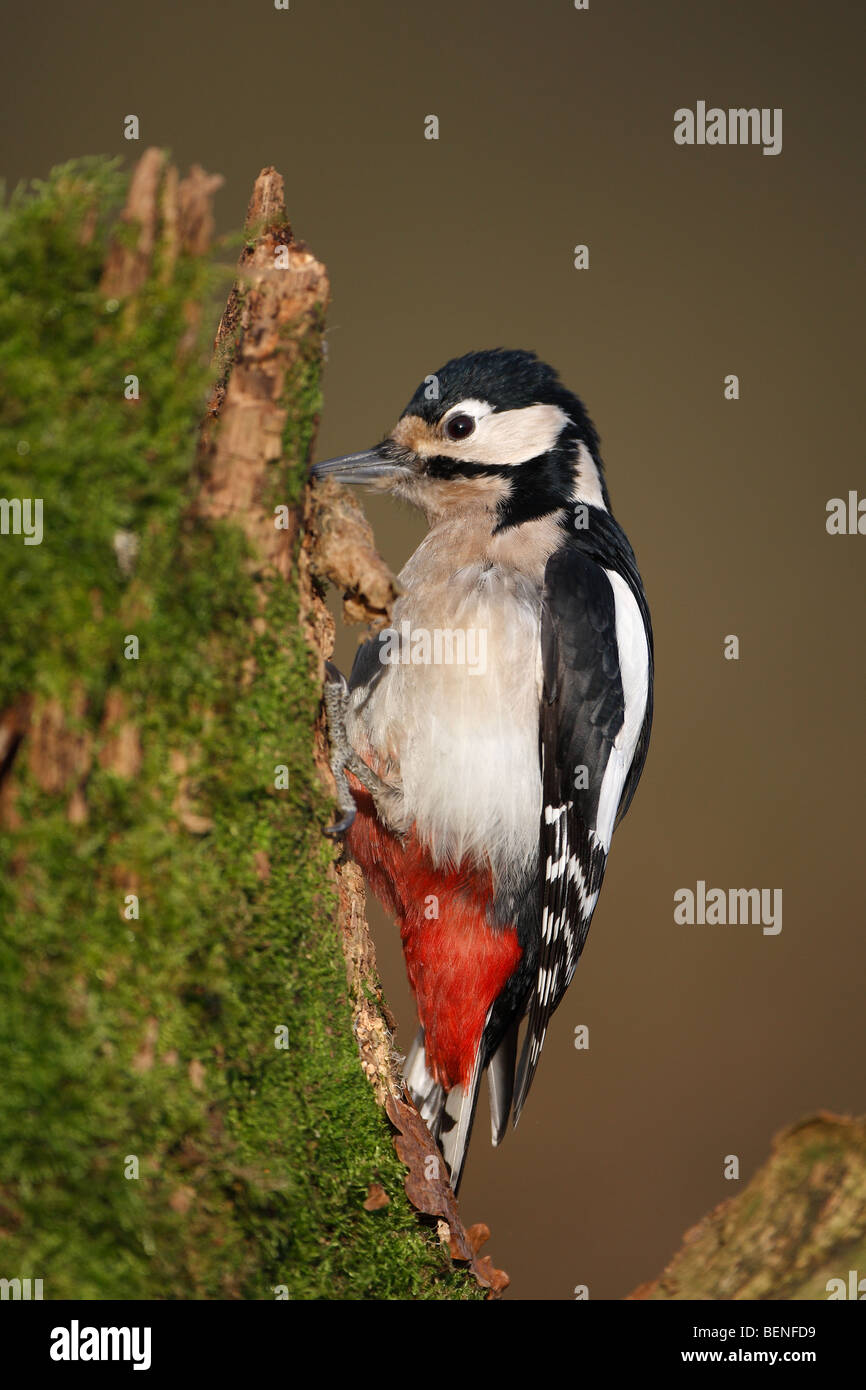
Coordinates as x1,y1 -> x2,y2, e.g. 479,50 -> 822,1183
0,158 -> 481,1300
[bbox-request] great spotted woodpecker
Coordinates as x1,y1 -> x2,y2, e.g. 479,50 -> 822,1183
313,349 -> 653,1189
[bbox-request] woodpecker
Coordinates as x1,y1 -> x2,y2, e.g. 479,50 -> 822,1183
313,348 -> 653,1190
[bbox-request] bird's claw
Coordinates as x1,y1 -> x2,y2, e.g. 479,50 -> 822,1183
323,807 -> 356,839
322,660 -> 358,837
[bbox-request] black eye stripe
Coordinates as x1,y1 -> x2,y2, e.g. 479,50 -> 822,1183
422,457 -> 512,480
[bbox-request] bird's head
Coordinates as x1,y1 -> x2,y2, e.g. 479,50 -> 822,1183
311,348 -> 611,530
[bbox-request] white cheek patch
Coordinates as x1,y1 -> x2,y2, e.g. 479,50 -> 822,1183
442,402 -> 570,467
572,441 -> 608,509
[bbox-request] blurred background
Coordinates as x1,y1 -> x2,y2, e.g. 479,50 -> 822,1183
2,0 -> 863,1299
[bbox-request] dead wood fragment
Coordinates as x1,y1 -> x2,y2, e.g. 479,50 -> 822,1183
98,691 -> 142,778
363,1183 -> 390,1212
386,1096 -> 510,1295
100,147 -> 167,299
101,148 -> 224,300
196,166 -> 327,582
308,479 -> 398,627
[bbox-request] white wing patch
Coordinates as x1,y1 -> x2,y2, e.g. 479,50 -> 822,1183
595,568 -> 650,850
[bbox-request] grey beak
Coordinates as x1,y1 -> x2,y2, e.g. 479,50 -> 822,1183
310,445 -> 410,486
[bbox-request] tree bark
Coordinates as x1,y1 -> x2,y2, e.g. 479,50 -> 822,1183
0,151 -> 495,1299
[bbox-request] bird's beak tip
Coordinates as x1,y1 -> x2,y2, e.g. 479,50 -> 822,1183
310,446 -> 409,487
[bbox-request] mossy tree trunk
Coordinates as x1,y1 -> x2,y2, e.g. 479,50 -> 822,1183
0,152 -> 485,1300
632,1113 -> 866,1301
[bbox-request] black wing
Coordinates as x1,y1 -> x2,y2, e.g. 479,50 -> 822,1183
512,544 -> 637,1122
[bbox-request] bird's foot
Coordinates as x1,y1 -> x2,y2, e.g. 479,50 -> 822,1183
321,660 -> 409,838
322,661 -> 359,837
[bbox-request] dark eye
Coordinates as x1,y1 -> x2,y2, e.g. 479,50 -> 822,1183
444,412 -> 475,441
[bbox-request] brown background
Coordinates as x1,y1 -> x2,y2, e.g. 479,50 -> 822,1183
3,0 -> 863,1300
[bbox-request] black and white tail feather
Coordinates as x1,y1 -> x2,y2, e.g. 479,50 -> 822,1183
405,528 -> 652,1191
405,1011 -> 518,1192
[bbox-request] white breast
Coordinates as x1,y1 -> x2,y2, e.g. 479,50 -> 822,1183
349,556 -> 544,886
